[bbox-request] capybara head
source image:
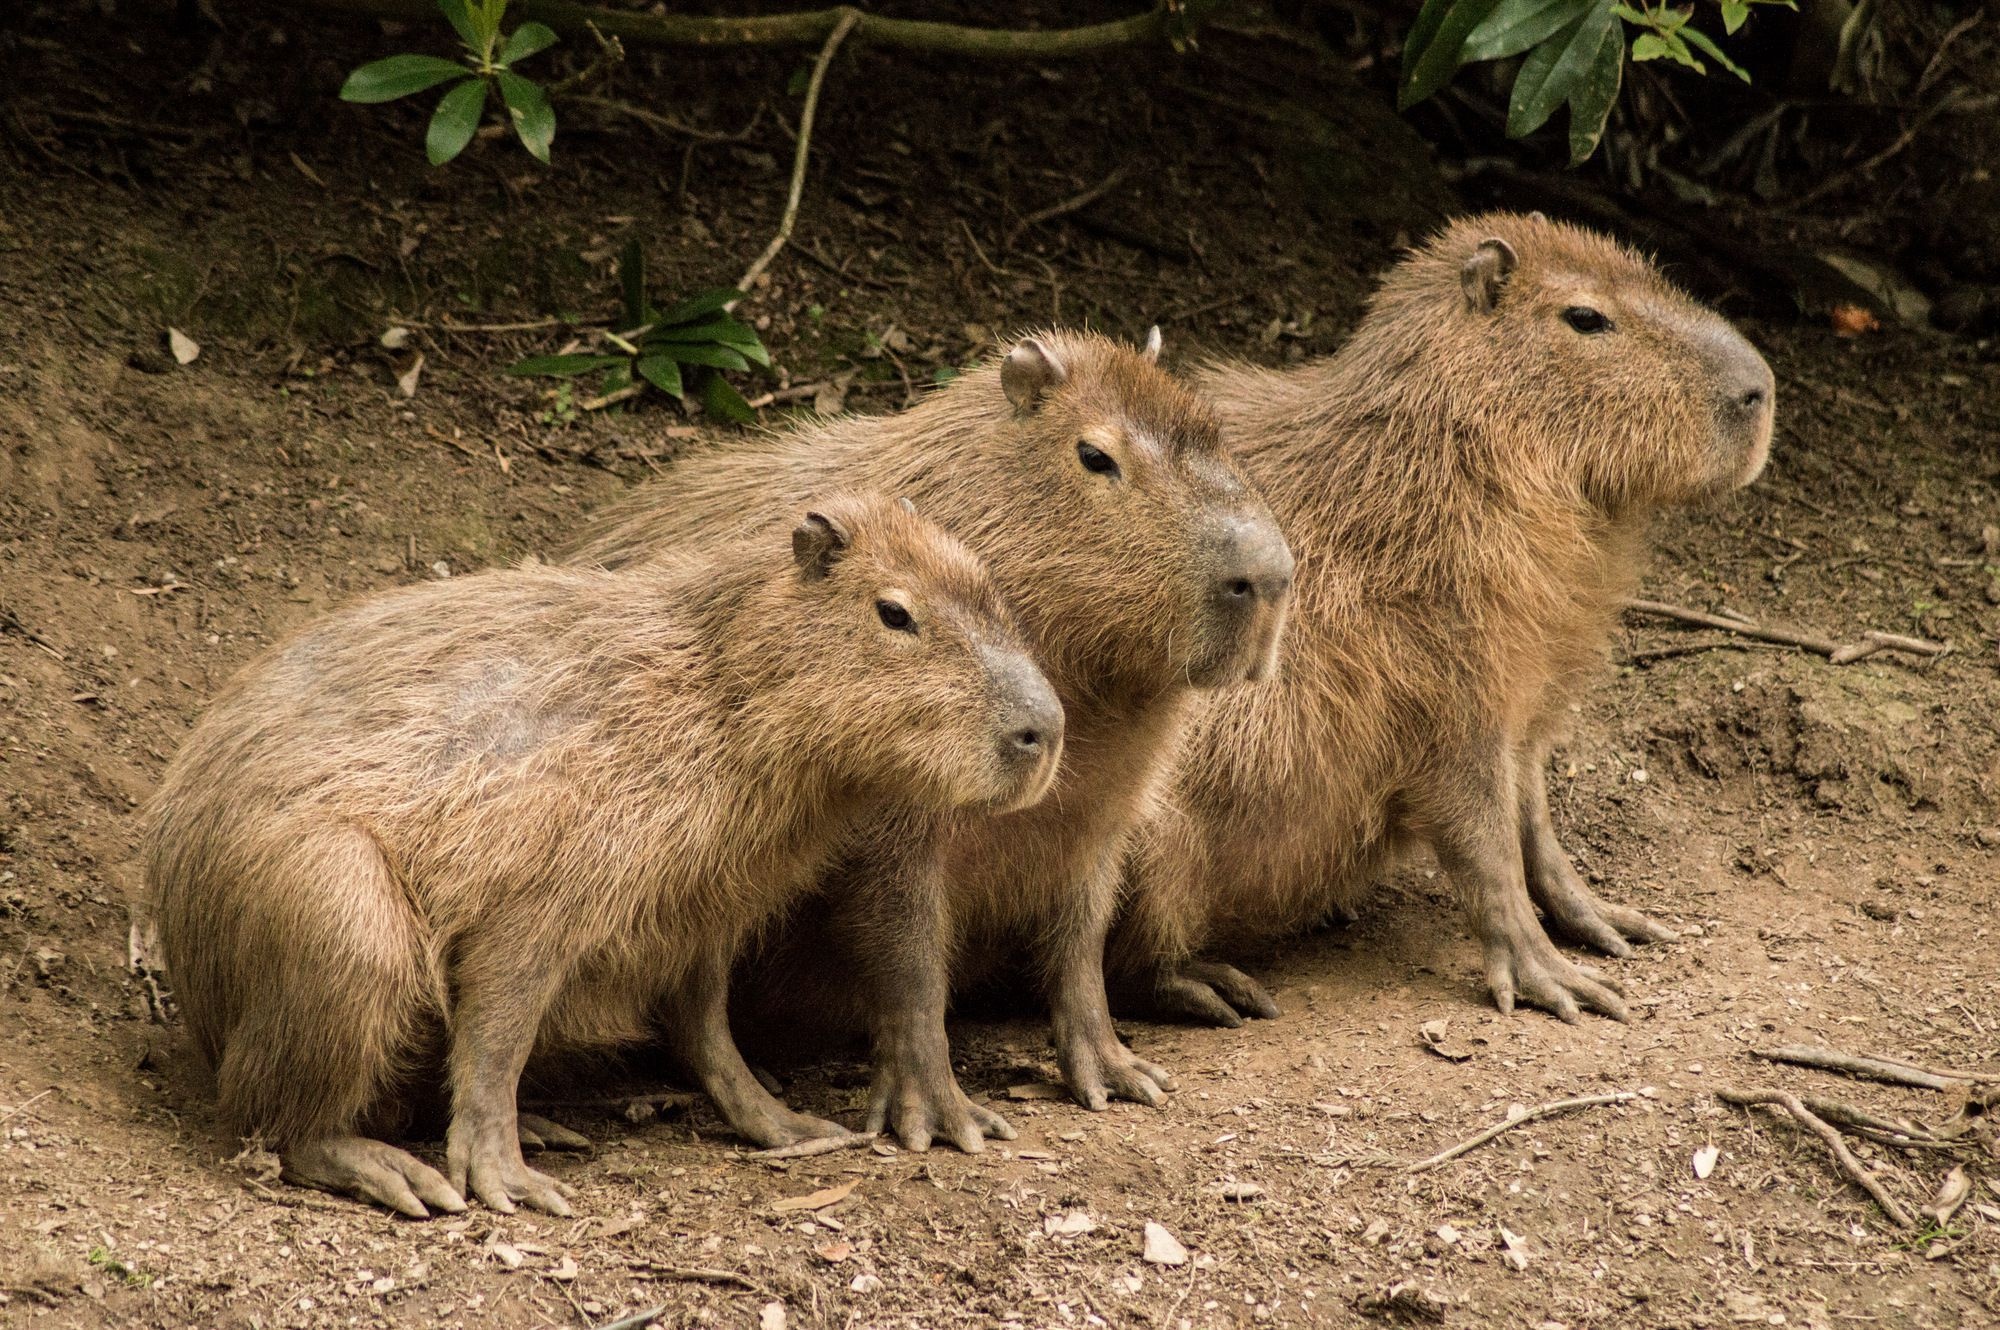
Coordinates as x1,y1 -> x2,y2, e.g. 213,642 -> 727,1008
772,494 -> 1063,813
965,330 -> 1293,695
1361,213 -> 1776,511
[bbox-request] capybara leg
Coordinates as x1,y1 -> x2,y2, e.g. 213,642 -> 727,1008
284,1136 -> 466,1219
443,946 -> 575,1217
1517,746 -> 1678,955
847,852 -> 1013,1154
516,1114 -> 591,1152
1429,756 -> 1629,1024
1048,862 -> 1178,1112
668,947 -> 848,1149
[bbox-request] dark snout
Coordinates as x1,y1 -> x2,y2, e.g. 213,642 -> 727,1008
984,645 -> 1064,811
1192,509 -> 1296,687
1707,325 -> 1776,489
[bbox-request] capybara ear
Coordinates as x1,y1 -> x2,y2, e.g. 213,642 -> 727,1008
896,496 -> 919,516
1460,236 -> 1518,315
1001,338 -> 1068,414
1141,325 -> 1163,362
792,510 -> 851,581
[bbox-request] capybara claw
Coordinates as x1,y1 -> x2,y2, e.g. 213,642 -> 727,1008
1484,937 -> 1628,1024
867,1072 -> 1014,1156
1181,960 -> 1280,1021
284,1136 -> 466,1219
517,1113 -> 592,1152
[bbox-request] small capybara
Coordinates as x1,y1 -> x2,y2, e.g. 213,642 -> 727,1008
567,330 -> 1292,1145
147,495 -> 1062,1217
1115,213 -> 1776,1026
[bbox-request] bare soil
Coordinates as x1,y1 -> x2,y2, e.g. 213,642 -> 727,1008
3,5 -> 1998,1328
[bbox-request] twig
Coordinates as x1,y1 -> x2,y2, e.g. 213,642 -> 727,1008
1753,1044 -> 1999,1089
1404,1092 -> 1635,1173
1622,639 -> 1796,666
734,8 -> 859,299
1623,600 -> 1947,665
1005,167 -> 1129,249
746,1131 -> 877,1161
546,21 -> 624,97
596,1306 -> 667,1330
1716,1087 -> 1915,1227
1791,89 -> 1994,210
575,97 -> 764,143
0,606 -> 65,660
580,383 -> 647,412
622,1261 -> 765,1294
297,0 -> 1227,58
0,1089 -> 53,1126
1801,1097 -> 1958,1151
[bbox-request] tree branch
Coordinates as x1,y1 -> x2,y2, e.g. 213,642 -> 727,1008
735,7 -> 858,298
302,0 -> 1227,58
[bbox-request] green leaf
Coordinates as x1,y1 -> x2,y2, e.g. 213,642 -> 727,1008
656,343 -> 751,372
507,353 -> 626,377
1680,26 -> 1749,81
656,288 -> 743,325
1463,0 -> 1593,63
500,21 -> 558,65
1631,32 -> 1670,59
1505,2 -> 1616,139
701,373 -> 756,425
619,239 -> 647,330
786,66 -> 812,96
425,77 -> 488,165
1566,12 -> 1625,162
635,354 -> 685,398
338,54 -> 469,104
436,0 -> 484,53
496,70 -> 554,163
601,362 -> 633,394
1721,1 -> 1749,33
1400,0 -> 1507,110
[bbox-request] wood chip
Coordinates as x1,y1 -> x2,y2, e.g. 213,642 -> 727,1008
167,327 -> 200,364
1141,1221 -> 1187,1266
1005,1083 -> 1065,1101
771,1178 -> 857,1213
1693,1145 -> 1720,1179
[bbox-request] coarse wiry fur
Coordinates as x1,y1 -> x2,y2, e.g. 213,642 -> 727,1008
567,329 -> 1293,1119
1114,213 -> 1777,1025
147,494 -> 1056,1212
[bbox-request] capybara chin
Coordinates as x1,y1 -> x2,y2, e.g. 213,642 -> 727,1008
1115,212 -> 1776,1028
567,329 -> 1292,1145
146,494 -> 1061,1218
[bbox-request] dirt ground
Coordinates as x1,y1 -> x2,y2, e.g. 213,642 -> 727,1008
3,4 -> 1999,1328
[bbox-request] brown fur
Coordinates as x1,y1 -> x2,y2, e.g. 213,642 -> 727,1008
567,330 -> 1292,1121
1115,214 -> 1776,1025
147,495 -> 1058,1214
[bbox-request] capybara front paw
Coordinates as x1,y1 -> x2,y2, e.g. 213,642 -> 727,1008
1172,960 -> 1280,1027
448,1122 -> 575,1216
1059,1034 -> 1177,1112
283,1136 -> 467,1219
517,1113 -> 592,1152
865,1067 -> 1015,1154
1482,932 -> 1628,1024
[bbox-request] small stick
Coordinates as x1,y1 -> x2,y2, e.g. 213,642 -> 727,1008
0,1089 -> 53,1126
1752,1044 -> 1996,1090
1005,166 -> 1129,249
1623,600 -> 1947,664
596,1306 -> 666,1330
1404,1092 -> 1635,1173
746,1131 -> 877,1161
735,8 -> 860,298
574,96 -> 764,143
622,1261 -> 765,1294
1716,1087 -> 1915,1227
1799,1097 -> 1956,1150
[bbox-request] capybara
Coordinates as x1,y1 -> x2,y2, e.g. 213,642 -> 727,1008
147,495 -> 1062,1217
567,330 -> 1292,1145
1115,213 -> 1775,1026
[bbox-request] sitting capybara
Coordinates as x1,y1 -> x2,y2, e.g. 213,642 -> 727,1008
1116,213 -> 1775,1025
147,495 -> 1062,1216
568,330 -> 1292,1144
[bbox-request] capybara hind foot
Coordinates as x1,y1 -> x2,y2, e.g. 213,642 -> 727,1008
729,1101 -> 851,1150
865,1060 -> 1014,1154
517,1114 -> 592,1152
1056,1027 -> 1177,1112
1481,923 -> 1628,1024
283,1136 -> 467,1219
1526,860 -> 1677,958
447,1120 -> 575,1216
1146,960 -> 1281,1029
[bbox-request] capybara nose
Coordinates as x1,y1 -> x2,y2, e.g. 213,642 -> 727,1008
999,681 -> 1064,770
1215,528 -> 1296,609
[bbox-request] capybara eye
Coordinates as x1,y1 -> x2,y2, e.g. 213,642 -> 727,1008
1076,441 -> 1120,477
876,600 -> 916,633
1563,306 -> 1612,335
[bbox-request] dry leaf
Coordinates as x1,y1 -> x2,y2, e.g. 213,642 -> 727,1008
1141,1221 -> 1187,1266
814,1241 -> 852,1264
547,1254 -> 578,1281
485,1239 -> 524,1271
772,1178 -> 857,1213
1417,1018 -> 1472,1063
1924,1166 -> 1971,1225
167,328 -> 200,365
1497,1226 -> 1528,1271
1692,1145 -> 1719,1180
1044,1210 -> 1097,1236
397,352 -> 426,399
1435,1224 -> 1460,1246
1217,1182 -> 1264,1202
1006,1083 -> 1066,1101
759,1302 -> 786,1330
1829,304 -> 1880,337
380,326 -> 413,350
849,1274 -> 882,1294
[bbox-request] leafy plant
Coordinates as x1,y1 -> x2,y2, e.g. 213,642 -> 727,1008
339,0 -> 558,166
1401,0 -> 1793,163
509,240 -> 769,422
